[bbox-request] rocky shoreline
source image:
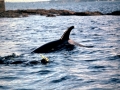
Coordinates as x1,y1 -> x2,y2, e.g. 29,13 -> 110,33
0,9 -> 120,18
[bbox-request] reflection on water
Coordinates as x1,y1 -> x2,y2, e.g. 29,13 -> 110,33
0,15 -> 120,90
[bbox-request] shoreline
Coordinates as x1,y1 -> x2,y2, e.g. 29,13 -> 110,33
0,9 -> 120,18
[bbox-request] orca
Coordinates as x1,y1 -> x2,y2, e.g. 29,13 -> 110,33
33,26 -> 91,53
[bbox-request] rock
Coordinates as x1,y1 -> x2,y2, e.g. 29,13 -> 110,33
0,9 -> 119,18
107,11 -> 120,15
74,11 -> 103,16
49,9 -> 59,14
0,11 -> 20,18
90,11 -> 103,15
46,13 -> 56,17
58,10 -> 75,15
22,13 -> 28,17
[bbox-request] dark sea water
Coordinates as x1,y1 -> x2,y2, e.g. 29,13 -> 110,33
0,1 -> 120,90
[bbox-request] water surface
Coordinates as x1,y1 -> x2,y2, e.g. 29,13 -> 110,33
5,1 -> 120,14
0,15 -> 120,90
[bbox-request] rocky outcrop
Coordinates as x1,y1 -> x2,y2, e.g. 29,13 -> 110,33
74,11 -> 103,16
107,11 -> 120,15
0,11 -> 20,18
0,9 -> 119,18
0,9 -> 75,18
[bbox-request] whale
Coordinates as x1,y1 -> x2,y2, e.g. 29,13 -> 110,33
33,26 -> 91,53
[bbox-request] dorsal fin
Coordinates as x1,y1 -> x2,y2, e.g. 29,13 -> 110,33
60,26 -> 74,40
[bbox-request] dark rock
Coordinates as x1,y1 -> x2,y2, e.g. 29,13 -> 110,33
0,9 -> 119,18
22,13 -> 28,17
0,11 -> 20,18
74,12 -> 88,16
49,9 -> 59,14
107,11 -> 120,15
91,11 -> 103,15
17,9 -> 37,14
58,10 -> 75,15
35,9 -> 49,15
46,13 -> 56,17
74,11 -> 103,16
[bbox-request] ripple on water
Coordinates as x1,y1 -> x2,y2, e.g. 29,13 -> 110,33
88,65 -> 106,69
0,76 -> 19,81
108,78 -> 120,84
50,75 -> 70,83
0,15 -> 120,90
36,70 -> 52,75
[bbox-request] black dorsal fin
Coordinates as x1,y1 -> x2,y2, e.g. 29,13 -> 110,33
60,26 -> 74,40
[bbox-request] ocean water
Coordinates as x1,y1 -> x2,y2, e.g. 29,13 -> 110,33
0,1 -> 120,90
5,1 -> 120,14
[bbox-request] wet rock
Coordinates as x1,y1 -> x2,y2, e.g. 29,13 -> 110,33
0,9 -> 74,18
74,12 -> 88,16
49,9 -> 59,14
0,11 -> 20,18
21,13 -> 28,17
74,11 -> 103,16
17,9 -> 37,14
46,13 -> 56,17
0,9 -> 119,18
37,9 -> 49,15
107,11 -> 120,15
58,10 -> 75,15
91,11 -> 103,15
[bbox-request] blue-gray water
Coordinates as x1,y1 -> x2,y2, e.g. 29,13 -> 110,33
0,1 -> 120,90
5,1 -> 120,14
